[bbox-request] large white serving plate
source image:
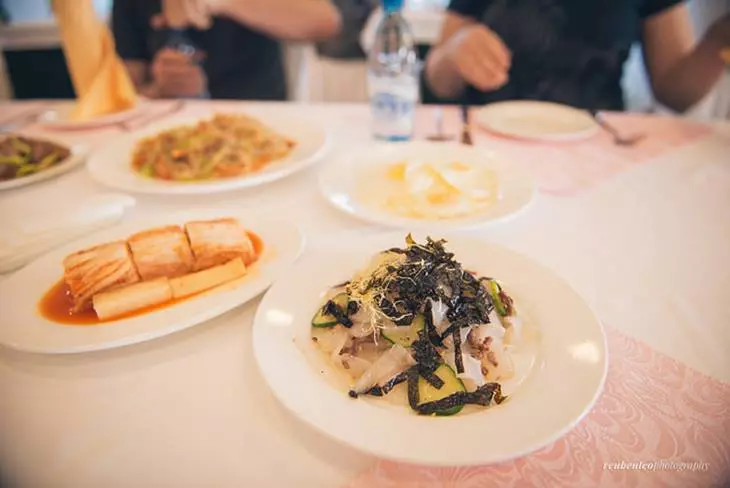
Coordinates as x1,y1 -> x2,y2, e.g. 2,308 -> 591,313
87,109 -> 331,195
0,143 -> 88,191
473,101 -> 599,142
319,141 -> 536,231
0,209 -> 304,354
253,232 -> 607,466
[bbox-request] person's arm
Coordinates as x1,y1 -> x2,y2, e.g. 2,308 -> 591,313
642,4 -> 728,112
210,0 -> 341,41
425,12 -> 511,100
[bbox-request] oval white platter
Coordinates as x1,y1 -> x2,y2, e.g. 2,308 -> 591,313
0,208 -> 304,354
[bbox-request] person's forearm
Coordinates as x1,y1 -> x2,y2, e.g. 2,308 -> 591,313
211,0 -> 341,41
652,33 -> 725,112
425,46 -> 467,99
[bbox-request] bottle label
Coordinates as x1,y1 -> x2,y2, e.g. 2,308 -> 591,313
369,77 -> 418,140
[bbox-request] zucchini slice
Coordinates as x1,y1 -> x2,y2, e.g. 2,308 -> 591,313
382,314 -> 425,346
311,292 -> 349,328
417,364 -> 466,416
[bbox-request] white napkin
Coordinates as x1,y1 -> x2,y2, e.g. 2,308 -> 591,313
0,193 -> 136,274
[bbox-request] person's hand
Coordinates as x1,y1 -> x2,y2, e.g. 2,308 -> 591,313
150,48 -> 208,98
444,24 -> 511,91
706,14 -> 730,48
161,0 -> 214,29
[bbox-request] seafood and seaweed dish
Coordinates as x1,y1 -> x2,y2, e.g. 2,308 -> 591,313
310,235 -> 524,416
0,134 -> 71,181
131,113 -> 296,181
40,217 -> 263,324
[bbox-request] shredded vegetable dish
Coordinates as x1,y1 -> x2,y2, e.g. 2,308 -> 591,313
0,135 -> 70,181
311,235 -> 526,416
131,113 -> 296,181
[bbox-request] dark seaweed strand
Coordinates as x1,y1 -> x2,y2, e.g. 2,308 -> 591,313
423,300 -> 442,346
407,366 -> 420,410
413,383 -> 506,415
332,280 -> 351,288
324,300 -> 352,327
453,328 -> 464,374
420,370 -> 445,390
347,300 -> 359,316
362,371 -> 408,397
411,333 -> 441,375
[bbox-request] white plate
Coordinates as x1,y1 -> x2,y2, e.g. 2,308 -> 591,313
0,209 -> 304,354
319,141 -> 535,230
86,110 -> 331,195
253,232 -> 607,466
0,144 -> 88,191
474,101 -> 599,142
36,100 -> 150,131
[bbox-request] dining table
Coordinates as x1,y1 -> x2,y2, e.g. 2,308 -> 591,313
0,100 -> 728,488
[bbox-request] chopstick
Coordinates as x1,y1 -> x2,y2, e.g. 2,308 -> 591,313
0,106 -> 46,133
120,100 -> 185,132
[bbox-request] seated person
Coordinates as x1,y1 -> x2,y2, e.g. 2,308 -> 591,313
425,0 -> 729,111
113,0 -> 341,100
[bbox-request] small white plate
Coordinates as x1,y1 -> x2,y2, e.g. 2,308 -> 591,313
253,232 -> 607,466
0,209 -> 304,354
319,141 -> 535,231
473,101 -> 599,142
86,110 -> 331,195
0,144 -> 88,191
36,100 -> 150,131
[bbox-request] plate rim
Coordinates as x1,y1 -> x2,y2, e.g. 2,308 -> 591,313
35,99 -> 151,131
252,232 -> 608,466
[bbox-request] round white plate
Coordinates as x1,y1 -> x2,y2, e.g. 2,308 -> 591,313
319,141 -> 535,231
473,101 -> 599,142
86,110 -> 331,195
0,209 -> 304,354
0,144 -> 88,191
253,232 -> 607,466
36,100 -> 150,131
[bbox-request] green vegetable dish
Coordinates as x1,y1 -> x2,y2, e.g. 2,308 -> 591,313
0,135 -> 70,181
310,235 -> 525,416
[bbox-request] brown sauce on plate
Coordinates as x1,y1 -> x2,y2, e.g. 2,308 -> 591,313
38,231 -> 264,326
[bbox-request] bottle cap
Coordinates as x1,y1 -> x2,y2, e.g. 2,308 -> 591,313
381,0 -> 405,13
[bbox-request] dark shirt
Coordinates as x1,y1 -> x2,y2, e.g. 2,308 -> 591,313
447,0 -> 683,110
112,0 -> 287,100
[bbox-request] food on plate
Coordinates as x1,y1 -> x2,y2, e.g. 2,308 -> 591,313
62,241 -> 141,312
169,258 -> 246,299
0,135 -> 71,181
131,113 -> 296,181
41,218 -> 261,324
93,277 -> 172,321
362,159 -> 501,220
185,218 -> 257,268
127,226 -> 194,280
310,235 -> 526,416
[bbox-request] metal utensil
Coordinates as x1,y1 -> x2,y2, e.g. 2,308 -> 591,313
460,104 -> 473,146
590,110 -> 645,146
426,107 -> 454,141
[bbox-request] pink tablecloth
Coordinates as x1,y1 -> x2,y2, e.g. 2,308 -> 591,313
349,326 -> 730,488
414,108 -> 712,196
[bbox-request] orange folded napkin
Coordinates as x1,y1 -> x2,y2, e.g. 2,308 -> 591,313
721,47 -> 730,65
52,0 -> 138,121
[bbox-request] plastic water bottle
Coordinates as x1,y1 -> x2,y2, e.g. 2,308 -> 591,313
368,0 -> 420,141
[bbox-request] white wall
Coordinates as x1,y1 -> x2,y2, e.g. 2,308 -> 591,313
4,0 -> 111,23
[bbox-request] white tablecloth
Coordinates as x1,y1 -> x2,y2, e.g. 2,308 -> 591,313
0,102 -> 728,488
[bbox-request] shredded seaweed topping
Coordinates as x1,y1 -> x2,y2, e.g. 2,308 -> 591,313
453,328 -> 464,374
362,371 -> 408,397
324,299 -> 352,328
407,366 -> 420,410
413,383 -> 507,415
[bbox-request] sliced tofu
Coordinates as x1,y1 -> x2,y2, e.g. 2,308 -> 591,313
128,225 -> 194,281
185,218 -> 256,270
62,241 -> 141,312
